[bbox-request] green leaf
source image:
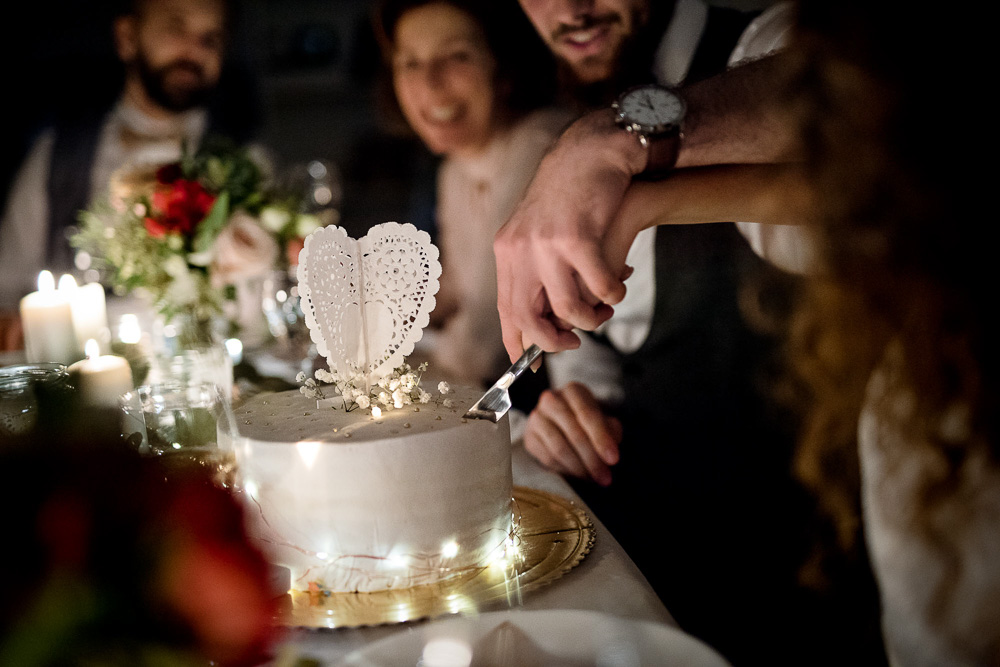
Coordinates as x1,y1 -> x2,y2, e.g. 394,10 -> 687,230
192,191 -> 230,256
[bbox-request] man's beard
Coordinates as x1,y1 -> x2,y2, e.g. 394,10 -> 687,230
551,12 -> 624,87
553,4 -> 656,95
135,54 -> 215,113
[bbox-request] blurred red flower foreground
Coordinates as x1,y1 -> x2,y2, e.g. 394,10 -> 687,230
0,425 -> 283,667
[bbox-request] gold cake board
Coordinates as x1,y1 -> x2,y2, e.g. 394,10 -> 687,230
277,486 -> 595,629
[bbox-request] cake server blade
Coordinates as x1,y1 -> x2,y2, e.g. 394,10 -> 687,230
464,344 -> 543,422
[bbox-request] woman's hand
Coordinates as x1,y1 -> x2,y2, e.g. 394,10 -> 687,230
524,381 -> 622,486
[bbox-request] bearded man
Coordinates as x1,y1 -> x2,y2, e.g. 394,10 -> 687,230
0,0 -> 259,338
518,0 -> 767,109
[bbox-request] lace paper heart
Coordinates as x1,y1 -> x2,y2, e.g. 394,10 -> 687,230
297,222 -> 441,388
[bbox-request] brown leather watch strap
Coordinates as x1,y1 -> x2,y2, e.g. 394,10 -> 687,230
637,130 -> 681,181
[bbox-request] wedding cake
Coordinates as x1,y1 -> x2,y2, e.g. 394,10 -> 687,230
228,222 -> 514,592
232,385 -> 512,592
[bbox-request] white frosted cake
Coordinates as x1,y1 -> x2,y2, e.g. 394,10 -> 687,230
230,384 -> 513,593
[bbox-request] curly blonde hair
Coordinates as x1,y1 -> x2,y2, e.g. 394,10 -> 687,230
784,0 -> 999,633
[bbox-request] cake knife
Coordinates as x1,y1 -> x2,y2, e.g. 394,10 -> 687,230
464,344 -> 543,422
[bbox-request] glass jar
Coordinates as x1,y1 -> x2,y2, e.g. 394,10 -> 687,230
147,311 -> 234,397
0,363 -> 72,438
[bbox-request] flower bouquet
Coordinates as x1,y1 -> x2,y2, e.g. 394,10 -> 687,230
72,139 -> 324,342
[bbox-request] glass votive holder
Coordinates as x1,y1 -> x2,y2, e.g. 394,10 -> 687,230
120,381 -> 238,487
146,346 -> 235,400
0,363 -> 71,438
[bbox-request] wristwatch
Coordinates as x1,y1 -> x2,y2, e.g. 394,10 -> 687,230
612,84 -> 685,179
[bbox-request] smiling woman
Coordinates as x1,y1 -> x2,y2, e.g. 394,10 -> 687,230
389,3 -> 497,159
372,0 -> 571,389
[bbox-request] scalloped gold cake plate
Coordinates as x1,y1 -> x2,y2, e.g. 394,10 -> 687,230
276,486 -> 595,629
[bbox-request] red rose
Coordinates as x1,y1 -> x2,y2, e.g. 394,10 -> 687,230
156,163 -> 184,184
146,179 -> 217,238
144,215 -> 170,238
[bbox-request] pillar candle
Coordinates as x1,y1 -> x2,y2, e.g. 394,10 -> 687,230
19,270 -> 81,364
58,274 -> 109,353
68,339 -> 134,407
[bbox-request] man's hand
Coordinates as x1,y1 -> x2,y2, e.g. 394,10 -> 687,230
524,382 -> 622,486
494,109 -> 647,361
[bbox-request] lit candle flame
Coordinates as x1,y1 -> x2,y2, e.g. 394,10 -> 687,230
85,339 -> 100,360
118,314 -> 142,345
371,405 -> 382,418
58,274 -> 78,293
37,270 -> 55,293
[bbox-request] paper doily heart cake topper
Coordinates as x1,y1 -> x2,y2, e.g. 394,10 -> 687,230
296,222 -> 441,391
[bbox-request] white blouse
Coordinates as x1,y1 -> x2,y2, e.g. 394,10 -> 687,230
431,107 -> 572,386
859,350 -> 1000,665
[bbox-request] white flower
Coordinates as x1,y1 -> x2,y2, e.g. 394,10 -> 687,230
187,250 -> 214,267
260,206 -> 292,233
163,264 -> 199,306
443,399 -> 453,408
393,388 -> 410,409
377,391 -> 391,406
296,371 -> 307,383
438,381 -> 450,394
355,394 -> 370,409
389,378 -> 400,391
418,390 -> 431,404
163,254 -> 190,278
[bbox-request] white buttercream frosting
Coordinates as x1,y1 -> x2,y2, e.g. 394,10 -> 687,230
231,384 -> 513,592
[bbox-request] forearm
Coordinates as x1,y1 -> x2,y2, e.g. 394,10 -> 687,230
608,163 -> 812,268
678,53 -> 800,167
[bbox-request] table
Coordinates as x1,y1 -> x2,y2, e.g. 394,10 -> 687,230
0,344 -> 722,665
271,442 -> 679,665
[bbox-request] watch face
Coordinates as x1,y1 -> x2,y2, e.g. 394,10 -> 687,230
618,86 -> 684,132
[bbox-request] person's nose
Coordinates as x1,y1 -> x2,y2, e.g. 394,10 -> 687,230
422,59 -> 448,90
565,0 -> 596,20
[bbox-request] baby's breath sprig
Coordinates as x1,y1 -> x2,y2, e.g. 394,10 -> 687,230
298,361 -> 451,417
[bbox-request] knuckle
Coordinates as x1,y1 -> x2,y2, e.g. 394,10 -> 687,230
537,389 -> 560,410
